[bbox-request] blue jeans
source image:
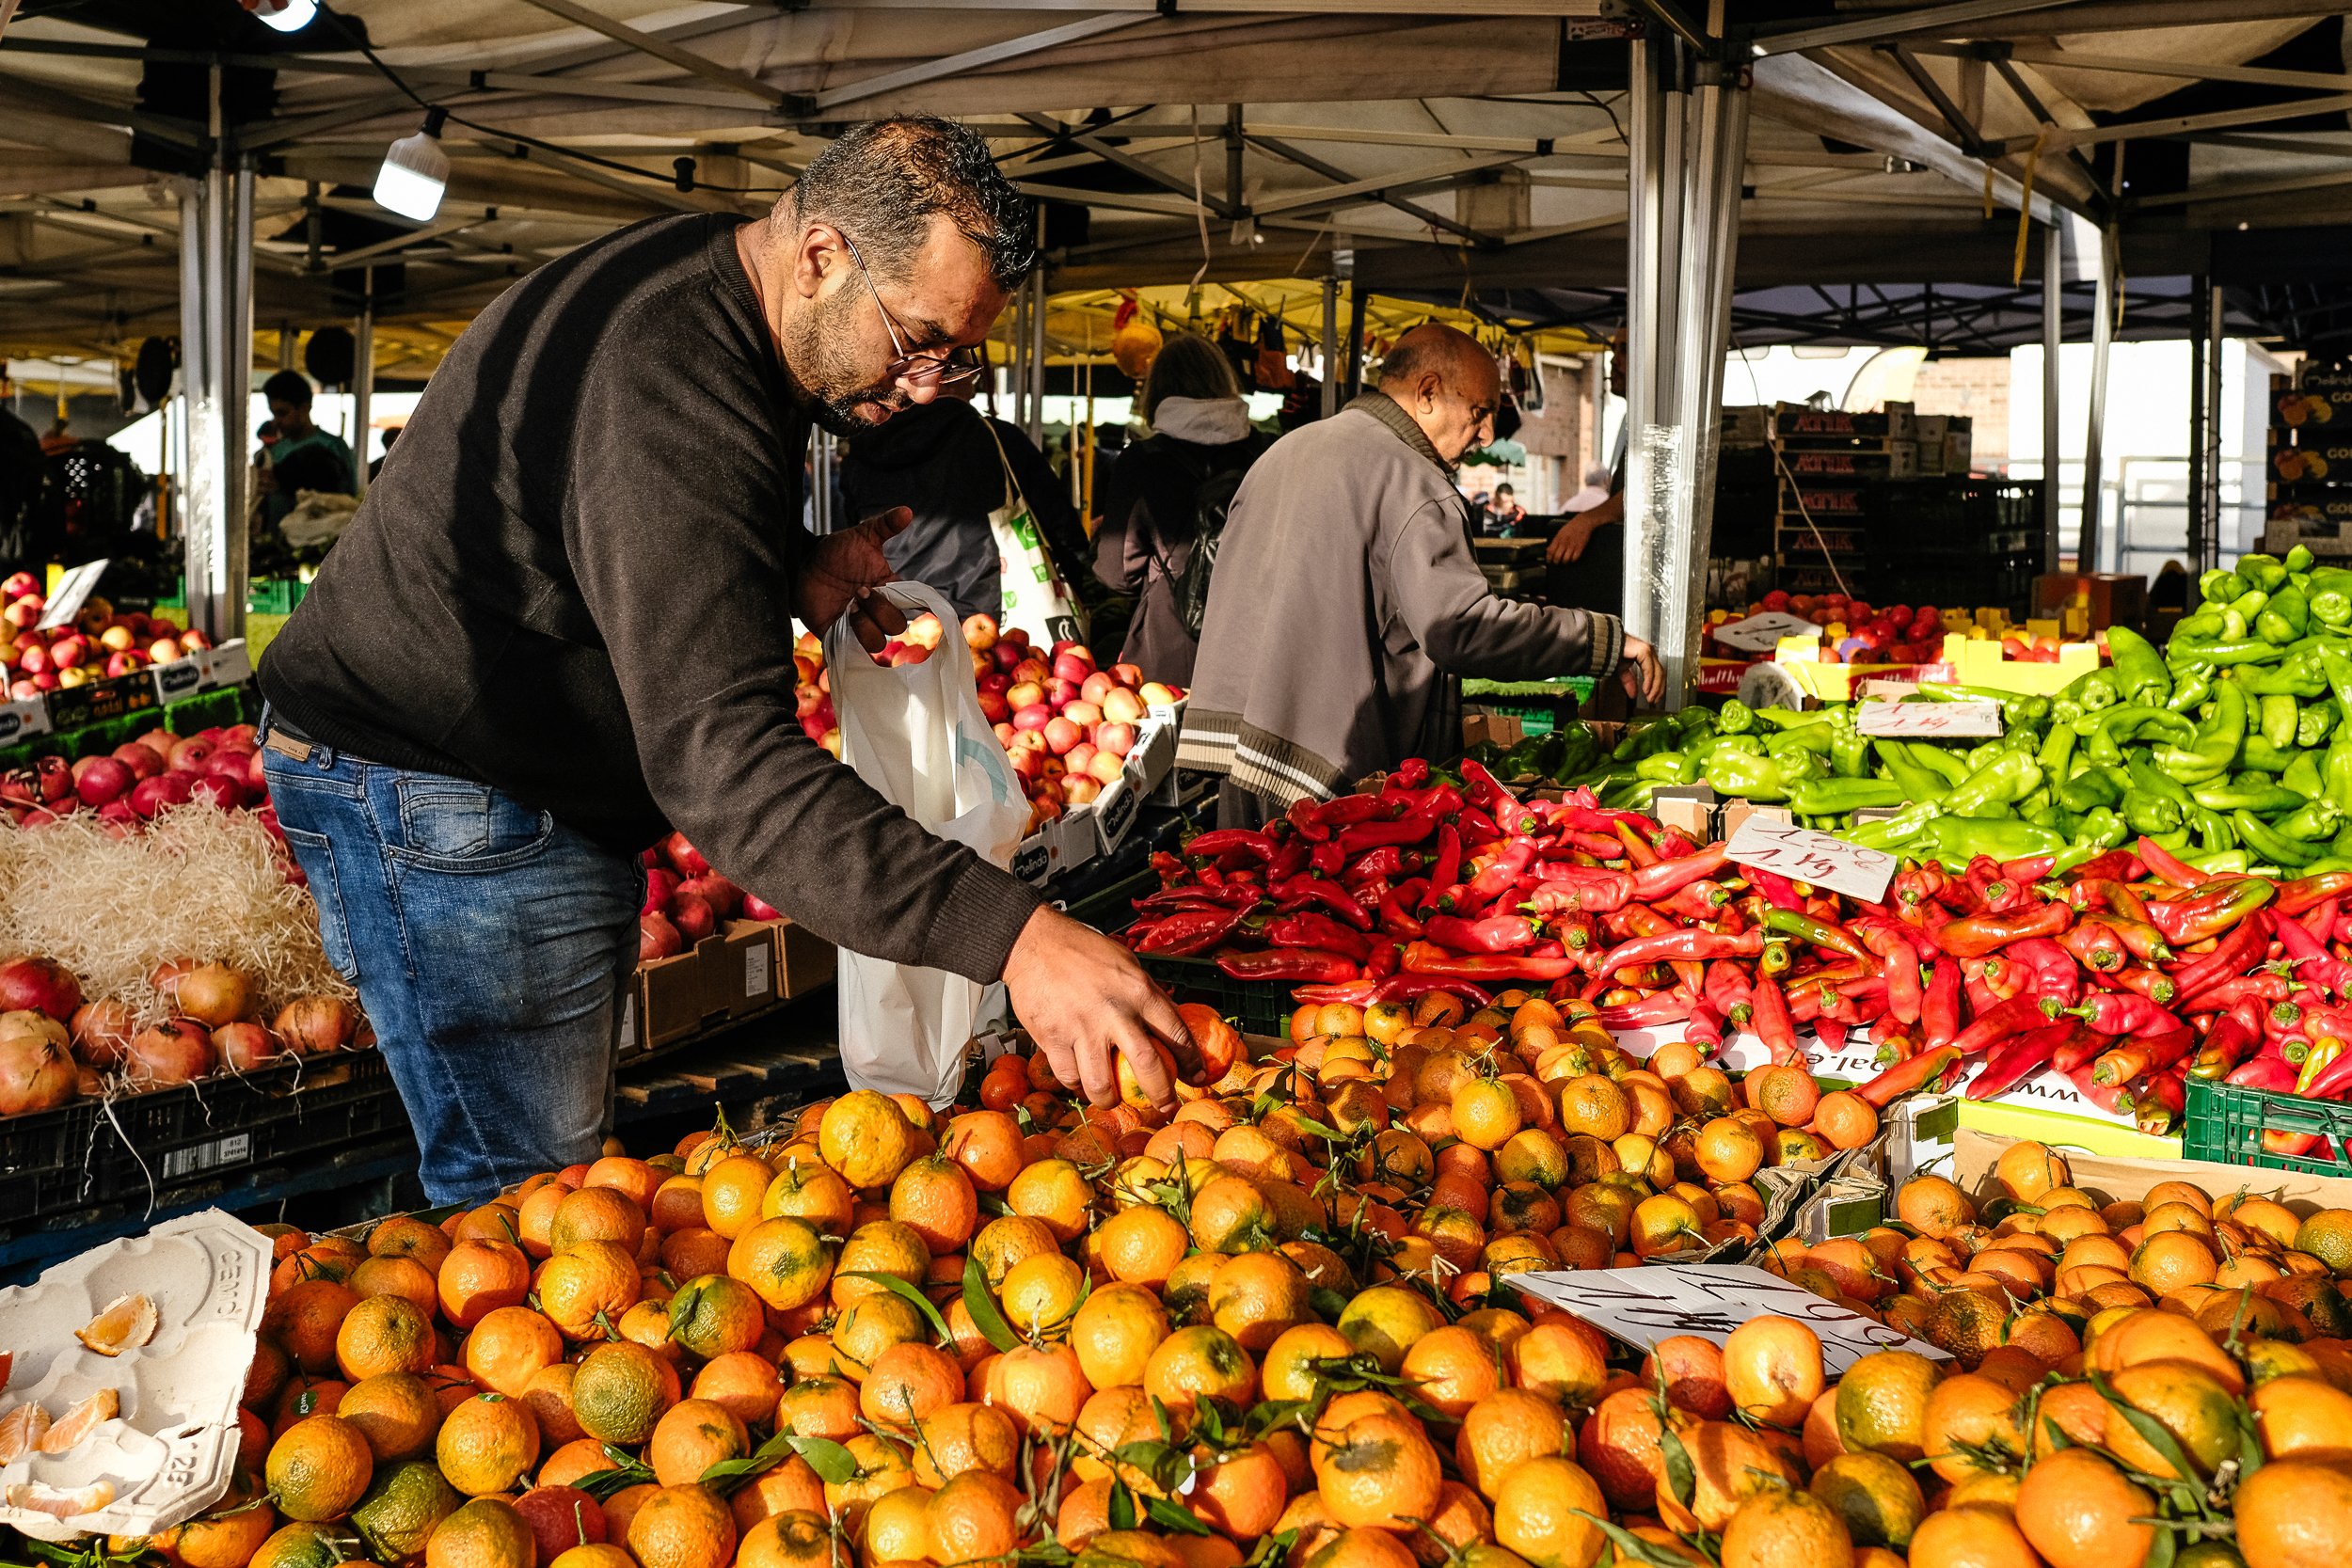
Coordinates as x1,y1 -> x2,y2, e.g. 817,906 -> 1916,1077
261,711 -> 641,1204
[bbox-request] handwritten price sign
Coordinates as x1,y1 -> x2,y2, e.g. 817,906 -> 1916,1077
1506,1264 -> 1948,1375
1725,818 -> 1898,904
1855,699 -> 2002,738
1711,610 -> 1821,655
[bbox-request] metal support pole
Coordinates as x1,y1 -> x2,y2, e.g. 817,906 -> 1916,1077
351,266 -> 373,500
1319,276 -> 1339,420
2201,280 -> 2225,570
1621,31 -> 1750,708
1024,268 -> 1046,446
2080,222 -> 2116,573
809,432 -> 834,533
2042,224 -> 2061,574
1344,286 -> 1367,402
178,67 -> 251,643
2187,269 -> 2208,577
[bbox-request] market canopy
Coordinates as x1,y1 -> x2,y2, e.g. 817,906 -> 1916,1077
7,1 -> 2352,372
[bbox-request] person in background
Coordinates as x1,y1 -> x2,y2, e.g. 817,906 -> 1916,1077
1548,331 -> 1627,568
257,370 -> 355,526
1562,462 -> 1613,515
1091,331 -> 1271,687
837,377 -> 1078,625
1178,323 -> 1662,827
367,423 -> 400,484
1488,482 -> 1526,533
256,419 -> 283,454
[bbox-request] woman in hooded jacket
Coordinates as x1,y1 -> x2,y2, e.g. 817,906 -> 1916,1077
1092,331 -> 1272,687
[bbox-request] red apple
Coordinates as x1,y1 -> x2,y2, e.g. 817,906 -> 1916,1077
993,721 -> 1017,747
100,626 -> 135,653
1063,700 -> 1103,729
1006,681 -> 1044,711
1139,682 -> 1181,706
8,680 -> 34,703
105,651 -> 146,678
0,573 -> 35,599
1111,662 -> 1144,688
17,644 -> 47,676
991,641 -> 1026,674
149,637 -> 183,664
1102,689 -> 1147,723
1065,742 -> 1099,776
1008,745 -> 1047,783
1087,750 -> 1125,784
1079,672 -> 1117,705
1052,651 -> 1094,686
1044,677 -> 1080,708
48,637 -> 84,670
962,613 -> 999,652
902,614 -> 943,651
977,671 -> 1012,697
1063,775 -> 1103,806
1010,703 -> 1053,734
2,601 -> 39,631
179,627 -> 213,652
1095,721 -> 1137,759
977,690 -> 1009,723
1043,716 -> 1083,755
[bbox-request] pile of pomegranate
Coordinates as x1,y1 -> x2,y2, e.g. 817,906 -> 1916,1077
0,574 -> 213,702
792,611 -> 1184,835
0,952 -> 366,1117
1,721 -> 273,832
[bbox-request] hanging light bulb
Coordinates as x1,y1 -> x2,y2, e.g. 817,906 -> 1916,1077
255,0 -> 318,33
374,107 -> 450,223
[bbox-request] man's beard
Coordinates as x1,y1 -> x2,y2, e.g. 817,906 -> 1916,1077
783,287 -> 913,437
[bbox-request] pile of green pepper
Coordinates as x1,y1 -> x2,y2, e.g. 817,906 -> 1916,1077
1465,545 -> 2352,878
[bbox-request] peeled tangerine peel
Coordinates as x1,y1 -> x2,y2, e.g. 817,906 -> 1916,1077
35,1389 -> 118,1455
0,1403 -> 49,1463
6,1481 -> 116,1519
75,1293 -> 156,1357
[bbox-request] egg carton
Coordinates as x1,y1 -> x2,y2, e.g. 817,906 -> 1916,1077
0,1210 -> 269,1541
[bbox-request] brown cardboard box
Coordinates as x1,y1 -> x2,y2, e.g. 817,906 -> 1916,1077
1954,1127 -> 2352,1214
776,918 -> 836,1000
634,947 -> 708,1053
2031,572 -> 2146,632
708,919 -> 780,1020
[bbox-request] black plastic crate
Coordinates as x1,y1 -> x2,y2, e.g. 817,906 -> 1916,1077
87,1050 -> 408,1204
0,1101 -> 103,1222
1136,950 -> 1297,1037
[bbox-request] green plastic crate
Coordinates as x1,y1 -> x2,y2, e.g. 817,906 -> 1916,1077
2182,1076 -> 2352,1178
1136,949 -> 1296,1037
248,578 -> 307,615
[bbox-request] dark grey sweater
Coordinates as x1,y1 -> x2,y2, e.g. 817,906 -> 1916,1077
260,214 -> 1040,982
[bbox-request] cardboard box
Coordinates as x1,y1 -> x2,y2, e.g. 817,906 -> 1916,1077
45,668 -> 159,731
633,946 -> 707,1053
775,918 -> 836,1000
1943,429 -> 1972,475
709,918 -> 778,1020
2266,516 -> 2352,556
1953,1127 -> 2352,1214
2031,572 -> 2145,632
1772,401 -> 1914,442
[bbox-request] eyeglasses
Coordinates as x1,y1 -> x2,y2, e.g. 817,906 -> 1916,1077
837,230 -> 987,390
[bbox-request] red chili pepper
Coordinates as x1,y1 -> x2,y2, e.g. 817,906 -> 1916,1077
2069,878 -> 2153,924
2066,848 -> 2144,885
1459,806 -> 1504,846
1683,1000 -> 1725,1054
2164,909 -> 2272,999
2177,970 -> 2291,1014
1150,849 -> 1186,886
1422,824 -> 1463,914
2090,1024 -> 2194,1087
2062,990 -> 2181,1037
1424,913 -> 1541,955
2099,966 -> 2178,1007
1343,847 -> 1418,887
1853,914 -> 1940,965
2051,1023 -> 2106,1074
1961,855 -> 2035,915
1366,941 -> 1401,980
2189,998 -> 2264,1080
2145,877 -> 2276,947
1933,902 -> 2074,959
2060,1060 -> 2129,1114
1133,885 -> 1264,916
1998,938 -> 2081,1008
1378,879 -> 1429,940
1187,829 -> 1276,863
1373,973 -> 1493,1008
1400,942 -> 1577,982
1458,757 -> 1519,816
1597,990 -> 1697,1028
1950,992 -> 2046,1055
1750,976 -> 1799,1065
1967,1020 -> 2079,1101
2135,835 -> 2205,889
1307,841 -> 1346,878
1597,929 -> 1765,974
1747,867 -> 1804,911
1130,906 -> 1253,957
1920,958 -> 1963,1050
1389,757 -> 1430,791
1654,881 -> 1730,922
2278,906 -> 2352,999
1442,840 -> 1538,917
1703,960 -> 1753,1029
1853,926 -> 1924,1026
1612,818 -> 1659,868
2301,1046 -> 2352,1101
1997,851 -> 2060,885
2077,912 -> 2171,964
1272,877 -> 1375,930
2228,1053 -> 2298,1093
1212,946 -> 1360,983
2278,870 -> 2352,916
1524,867 -> 1636,916
2058,921 -> 2126,973
1332,811 -> 1441,858
2125,1069 -> 2186,1134
1292,793 -> 1398,843
1858,1045 -> 1964,1107
1265,911 -> 1374,962
1629,844 -> 1731,901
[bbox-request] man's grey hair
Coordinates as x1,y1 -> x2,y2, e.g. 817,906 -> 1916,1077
787,117 -> 1036,293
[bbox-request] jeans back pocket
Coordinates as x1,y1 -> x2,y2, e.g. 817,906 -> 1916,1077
278,824 -> 360,982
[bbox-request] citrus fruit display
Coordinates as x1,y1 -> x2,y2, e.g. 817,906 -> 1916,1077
52,1023 -> 2352,1568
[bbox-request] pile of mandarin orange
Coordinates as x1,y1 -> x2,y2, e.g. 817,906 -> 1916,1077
114,994 -> 2352,1568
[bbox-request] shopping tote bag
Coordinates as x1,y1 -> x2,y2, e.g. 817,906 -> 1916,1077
983,423 -> 1087,648
826,581 -> 1033,1104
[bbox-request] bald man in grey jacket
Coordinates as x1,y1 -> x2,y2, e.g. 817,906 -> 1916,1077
1178,324 -> 1662,825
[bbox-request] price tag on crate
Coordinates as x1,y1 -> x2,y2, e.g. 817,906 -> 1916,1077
35,559 -> 108,633
1506,1264 -> 1946,1375
1725,817 -> 1897,904
1711,610 -> 1820,654
1855,699 -> 2001,737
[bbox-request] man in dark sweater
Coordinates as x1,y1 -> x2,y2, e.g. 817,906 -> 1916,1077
259,118 -> 1187,1201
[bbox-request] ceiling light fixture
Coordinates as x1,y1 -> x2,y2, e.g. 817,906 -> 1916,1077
374,107 -> 451,223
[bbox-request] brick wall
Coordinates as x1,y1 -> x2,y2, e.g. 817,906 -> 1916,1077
1909,357 -> 2010,470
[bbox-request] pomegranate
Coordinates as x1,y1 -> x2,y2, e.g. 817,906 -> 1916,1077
167,737 -> 215,774
94,800 -> 138,836
679,873 -> 743,921
111,743 -> 165,781
72,755 -> 134,809
273,996 -> 357,1055
670,892 -> 716,943
213,1022 -> 277,1072
169,963 -> 254,1027
70,1000 -> 135,1068
0,1015 -> 75,1114
129,771 -> 196,818
639,912 -> 682,961
201,749 -> 252,782
643,869 -> 679,917
135,728 -> 174,759
246,751 -> 267,792
662,832 -> 709,879
742,894 -> 782,922
0,957 -> 82,1020
125,1020 -> 214,1085
191,775 -> 254,811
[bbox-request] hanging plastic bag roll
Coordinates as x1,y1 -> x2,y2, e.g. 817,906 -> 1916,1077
825,580 -> 1034,1105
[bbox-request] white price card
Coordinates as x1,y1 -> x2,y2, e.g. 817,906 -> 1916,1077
1712,610 -> 1821,655
1505,1264 -> 1947,1376
1855,699 -> 2001,737
35,559 -> 108,632
1726,817 -> 1898,904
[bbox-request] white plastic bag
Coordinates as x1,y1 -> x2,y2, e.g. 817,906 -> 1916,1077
982,422 -> 1087,647
827,581 -> 1033,1105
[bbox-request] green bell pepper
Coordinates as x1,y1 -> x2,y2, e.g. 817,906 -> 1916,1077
2311,568 -> 2352,628
2201,568 -> 2248,606
2058,767 -> 2124,814
1946,752 -> 2042,819
2286,750 -> 2327,800
2077,704 -> 2199,767
2051,807 -> 2130,874
2151,680 -> 2248,784
1635,750 -> 1699,784
2058,667 -> 2122,713
2191,775 -> 2307,816
1828,715 -> 1870,780
2165,663 -> 2216,712
1843,800 -> 1938,850
2262,584 -> 2312,644
2302,704 -> 2339,749
1702,748 -> 1788,800
2245,736 -> 2299,773
2233,650 -> 2328,697
1714,699 -> 1756,736
2241,553 -> 2289,594
2261,693 -> 2301,750
2105,626 -> 2171,707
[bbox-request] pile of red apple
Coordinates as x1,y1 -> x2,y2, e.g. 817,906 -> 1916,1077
0,574 -> 214,701
1719,592 -> 1948,665
0,721 -> 276,834
637,830 -> 783,963
788,612 -> 1183,836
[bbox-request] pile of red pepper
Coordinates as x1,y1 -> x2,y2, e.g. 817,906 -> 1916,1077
1125,757 -> 2352,1140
